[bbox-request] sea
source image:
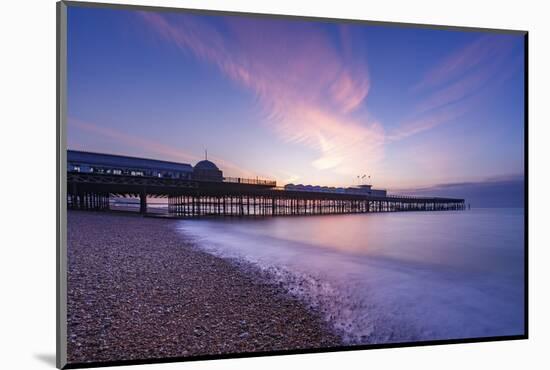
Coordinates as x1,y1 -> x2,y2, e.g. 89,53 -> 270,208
177,208 -> 525,344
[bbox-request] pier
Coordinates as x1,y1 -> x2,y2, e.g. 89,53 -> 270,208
66,150 -> 465,216
67,172 -> 465,217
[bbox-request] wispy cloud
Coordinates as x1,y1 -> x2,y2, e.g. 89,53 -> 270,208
139,12 -> 384,176
389,34 -> 521,141
387,102 -> 470,141
411,35 -> 516,93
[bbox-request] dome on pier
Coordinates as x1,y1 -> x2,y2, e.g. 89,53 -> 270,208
194,160 -> 219,171
193,159 -> 223,182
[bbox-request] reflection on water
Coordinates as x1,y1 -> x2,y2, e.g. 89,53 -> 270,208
178,208 -> 524,344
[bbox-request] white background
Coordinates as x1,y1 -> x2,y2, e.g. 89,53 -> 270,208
1,0 -> 548,369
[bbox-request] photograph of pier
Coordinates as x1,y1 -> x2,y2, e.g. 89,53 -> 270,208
63,2 -> 526,367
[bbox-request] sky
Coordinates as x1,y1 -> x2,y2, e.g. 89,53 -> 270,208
66,6 -> 525,202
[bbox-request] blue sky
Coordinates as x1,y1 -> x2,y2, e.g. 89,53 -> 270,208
67,6 -> 525,195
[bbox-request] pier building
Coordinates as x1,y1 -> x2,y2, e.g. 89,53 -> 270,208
67,150 -> 193,179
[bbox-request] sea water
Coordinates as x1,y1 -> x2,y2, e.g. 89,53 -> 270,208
177,208 -> 524,344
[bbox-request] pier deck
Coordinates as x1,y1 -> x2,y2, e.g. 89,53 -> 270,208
67,172 -> 465,216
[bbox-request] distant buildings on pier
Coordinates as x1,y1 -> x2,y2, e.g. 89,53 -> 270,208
284,183 -> 387,197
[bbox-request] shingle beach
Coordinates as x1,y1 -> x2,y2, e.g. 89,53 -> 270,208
67,211 -> 341,364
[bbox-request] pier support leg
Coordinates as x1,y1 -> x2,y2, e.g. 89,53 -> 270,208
139,190 -> 147,215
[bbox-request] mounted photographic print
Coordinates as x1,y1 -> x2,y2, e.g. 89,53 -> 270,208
56,1 -> 528,368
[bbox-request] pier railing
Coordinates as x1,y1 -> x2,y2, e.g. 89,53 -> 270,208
385,194 -> 457,201
223,177 -> 276,187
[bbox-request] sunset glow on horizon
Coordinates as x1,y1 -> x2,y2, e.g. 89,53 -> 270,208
67,7 -> 525,192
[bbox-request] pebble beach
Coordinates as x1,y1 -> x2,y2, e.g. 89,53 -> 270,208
67,211 -> 341,364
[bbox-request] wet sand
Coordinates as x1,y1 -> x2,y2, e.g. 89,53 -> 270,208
67,211 -> 341,364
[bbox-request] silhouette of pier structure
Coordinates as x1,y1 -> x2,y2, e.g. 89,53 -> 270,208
66,150 -> 465,216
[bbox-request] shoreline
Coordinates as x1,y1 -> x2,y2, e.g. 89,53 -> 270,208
67,211 -> 342,364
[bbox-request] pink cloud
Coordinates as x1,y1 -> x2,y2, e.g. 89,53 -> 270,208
139,12 -> 383,176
